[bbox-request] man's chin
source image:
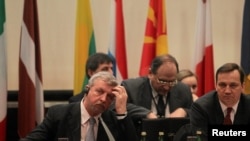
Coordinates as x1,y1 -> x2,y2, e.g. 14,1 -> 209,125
93,105 -> 106,114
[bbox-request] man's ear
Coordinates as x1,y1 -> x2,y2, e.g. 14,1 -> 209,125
148,68 -> 153,74
88,69 -> 95,78
85,85 -> 90,94
148,68 -> 154,78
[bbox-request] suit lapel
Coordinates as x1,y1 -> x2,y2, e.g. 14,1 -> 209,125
68,102 -> 81,140
213,95 -> 225,124
139,78 -> 152,109
96,114 -> 114,141
96,121 -> 109,141
234,94 -> 249,124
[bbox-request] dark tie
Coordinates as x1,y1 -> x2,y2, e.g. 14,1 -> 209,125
223,107 -> 233,125
157,95 -> 165,117
86,117 -> 96,141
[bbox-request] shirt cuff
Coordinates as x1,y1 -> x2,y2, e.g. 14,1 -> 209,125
116,111 -> 127,120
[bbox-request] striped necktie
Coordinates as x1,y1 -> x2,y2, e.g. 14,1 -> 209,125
86,117 -> 96,141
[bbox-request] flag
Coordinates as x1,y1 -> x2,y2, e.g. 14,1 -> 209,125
0,0 -> 7,140
74,0 -> 96,95
193,0 -> 215,97
18,0 -> 44,138
241,0 -> 250,94
108,0 -> 128,83
139,0 -> 168,76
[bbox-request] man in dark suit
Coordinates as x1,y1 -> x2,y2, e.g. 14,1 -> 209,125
190,63 -> 250,133
69,52 -> 157,133
122,54 -> 193,118
20,71 -> 138,141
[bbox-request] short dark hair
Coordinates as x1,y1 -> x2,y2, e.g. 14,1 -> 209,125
85,52 -> 113,79
150,54 -> 179,74
215,63 -> 245,83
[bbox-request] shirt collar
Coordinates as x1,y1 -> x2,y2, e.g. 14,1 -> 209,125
219,100 -> 239,115
81,99 -> 100,125
149,80 -> 168,99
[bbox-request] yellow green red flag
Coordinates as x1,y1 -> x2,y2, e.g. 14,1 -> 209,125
74,0 -> 96,95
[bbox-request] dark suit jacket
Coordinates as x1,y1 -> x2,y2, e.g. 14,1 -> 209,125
20,102 -> 138,141
121,77 -> 193,115
190,90 -> 250,133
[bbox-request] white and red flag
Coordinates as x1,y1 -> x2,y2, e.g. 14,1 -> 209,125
193,0 -> 215,97
18,0 -> 44,138
108,0 -> 128,83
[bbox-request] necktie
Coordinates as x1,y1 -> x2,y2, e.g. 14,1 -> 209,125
157,95 -> 165,117
223,107 -> 233,125
86,117 -> 96,141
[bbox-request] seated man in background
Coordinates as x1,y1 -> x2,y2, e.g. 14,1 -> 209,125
69,52 -> 157,126
190,62 -> 250,134
176,69 -> 199,101
122,54 -> 193,118
69,52 -> 114,103
20,71 -> 138,141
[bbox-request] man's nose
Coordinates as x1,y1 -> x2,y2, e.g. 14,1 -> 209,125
100,93 -> 108,101
162,85 -> 171,90
224,85 -> 232,93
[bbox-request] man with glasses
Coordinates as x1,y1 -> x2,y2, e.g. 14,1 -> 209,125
121,54 -> 193,118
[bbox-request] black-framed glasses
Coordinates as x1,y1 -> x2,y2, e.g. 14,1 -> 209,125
155,76 -> 178,87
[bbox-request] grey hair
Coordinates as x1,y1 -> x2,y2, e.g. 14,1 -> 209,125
88,71 -> 118,87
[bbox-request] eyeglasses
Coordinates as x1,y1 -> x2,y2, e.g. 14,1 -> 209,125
155,76 -> 178,87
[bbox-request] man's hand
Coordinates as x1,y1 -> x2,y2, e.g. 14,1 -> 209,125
112,86 -> 127,114
146,112 -> 158,119
169,108 -> 187,117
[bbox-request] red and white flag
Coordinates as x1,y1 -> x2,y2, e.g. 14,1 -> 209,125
108,0 -> 128,83
193,0 -> 215,97
0,0 -> 7,140
18,0 -> 44,138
